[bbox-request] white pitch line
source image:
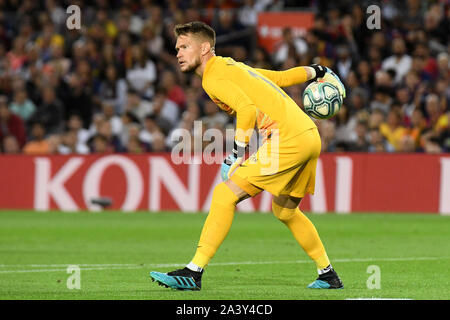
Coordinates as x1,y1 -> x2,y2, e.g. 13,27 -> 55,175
0,266 -> 147,274
0,263 -> 140,268
346,298 -> 413,300
0,256 -> 448,274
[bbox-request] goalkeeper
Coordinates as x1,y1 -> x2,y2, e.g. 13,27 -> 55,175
150,21 -> 346,291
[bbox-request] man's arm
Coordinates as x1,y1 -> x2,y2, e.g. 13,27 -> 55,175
205,79 -> 256,145
254,66 -> 317,87
204,78 -> 257,180
256,65 -> 346,98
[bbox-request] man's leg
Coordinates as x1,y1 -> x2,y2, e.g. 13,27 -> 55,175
150,180 -> 253,290
190,180 -> 251,269
271,195 -> 343,289
272,195 -> 330,270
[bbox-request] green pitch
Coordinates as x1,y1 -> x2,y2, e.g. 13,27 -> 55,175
0,210 -> 449,300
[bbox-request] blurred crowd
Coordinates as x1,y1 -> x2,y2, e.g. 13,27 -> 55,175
0,0 -> 449,155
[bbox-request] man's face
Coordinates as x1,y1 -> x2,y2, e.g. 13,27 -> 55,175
175,34 -> 203,73
0,104 -> 9,119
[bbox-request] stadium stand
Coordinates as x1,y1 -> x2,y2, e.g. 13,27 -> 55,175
0,0 -> 448,154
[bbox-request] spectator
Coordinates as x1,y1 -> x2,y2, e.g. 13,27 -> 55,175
9,88 -> 36,123
91,134 -> 110,153
333,43 -> 356,82
6,36 -> 27,74
98,64 -> 128,115
150,87 -> 179,133
89,119 -> 123,152
250,47 -> 273,69
58,129 -> 89,154
160,69 -> 186,110
370,86 -> 393,115
381,38 -> 412,84
401,0 -> 425,31
22,121 -> 52,154
425,93 -> 446,133
0,96 -> 27,149
437,52 -> 449,80
62,74 -> 93,129
200,100 -> 230,130
379,107 -> 407,152
150,130 -> 169,152
126,44 -> 157,99
368,128 -> 387,153
125,88 -> 152,124
405,107 -> 427,150
141,23 -> 164,58
438,113 -> 450,152
273,28 -> 308,67
124,123 -> 150,153
127,135 -> 147,153
395,86 -> 415,122
356,60 -> 374,93
351,121 -> 370,152
67,113 -> 90,148
368,108 -> 386,130
30,86 -> 64,134
120,120 -> 140,148
101,101 -> 123,137
318,120 -> 337,152
348,87 -> 369,116
0,1 -> 447,154
139,114 -> 165,146
2,135 -> 21,154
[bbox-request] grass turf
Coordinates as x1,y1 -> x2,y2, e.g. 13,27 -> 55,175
0,210 -> 449,300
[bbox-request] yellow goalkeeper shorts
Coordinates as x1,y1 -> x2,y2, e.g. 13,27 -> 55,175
231,127 -> 321,198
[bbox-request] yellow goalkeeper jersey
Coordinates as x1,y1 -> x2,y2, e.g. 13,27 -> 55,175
202,56 -> 316,144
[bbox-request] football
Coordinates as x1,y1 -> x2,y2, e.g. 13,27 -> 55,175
302,80 -> 343,119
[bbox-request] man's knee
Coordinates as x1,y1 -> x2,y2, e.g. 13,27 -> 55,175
224,179 -> 251,203
272,201 -> 296,222
273,194 -> 302,209
212,181 -> 247,207
272,195 -> 302,222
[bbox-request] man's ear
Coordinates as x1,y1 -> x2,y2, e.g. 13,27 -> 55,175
201,42 -> 211,55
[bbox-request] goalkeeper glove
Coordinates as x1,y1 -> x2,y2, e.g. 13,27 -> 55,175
309,64 -> 326,80
309,64 -> 346,99
221,141 -> 246,181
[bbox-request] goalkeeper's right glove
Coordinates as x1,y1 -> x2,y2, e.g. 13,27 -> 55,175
309,64 -> 327,80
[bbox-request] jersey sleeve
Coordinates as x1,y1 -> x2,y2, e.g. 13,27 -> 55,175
204,79 -> 256,144
254,66 -> 308,87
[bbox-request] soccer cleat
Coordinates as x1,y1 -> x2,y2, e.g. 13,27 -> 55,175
150,267 -> 202,291
307,268 -> 344,289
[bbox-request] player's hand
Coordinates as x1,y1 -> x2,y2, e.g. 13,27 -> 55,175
310,64 -> 346,99
221,141 -> 246,181
322,67 -> 346,99
309,64 -> 326,80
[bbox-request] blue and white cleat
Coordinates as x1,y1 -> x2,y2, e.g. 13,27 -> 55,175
307,268 -> 344,289
150,267 -> 202,291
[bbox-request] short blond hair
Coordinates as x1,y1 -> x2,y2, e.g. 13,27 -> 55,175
174,21 -> 216,48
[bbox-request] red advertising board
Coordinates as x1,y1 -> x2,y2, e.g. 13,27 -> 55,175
0,153 -> 449,214
257,11 -> 315,53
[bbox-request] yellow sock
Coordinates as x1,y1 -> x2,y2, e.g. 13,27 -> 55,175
192,183 -> 239,268
272,201 -> 330,270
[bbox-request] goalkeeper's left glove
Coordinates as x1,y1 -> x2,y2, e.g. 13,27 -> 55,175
322,67 -> 346,99
309,64 -> 346,99
221,141 -> 246,181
